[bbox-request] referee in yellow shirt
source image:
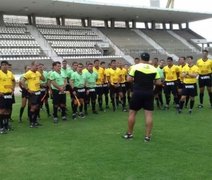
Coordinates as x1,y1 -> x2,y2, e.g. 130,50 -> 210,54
178,56 -> 199,114
22,61 -> 44,128
196,50 -> 212,108
0,61 -> 15,134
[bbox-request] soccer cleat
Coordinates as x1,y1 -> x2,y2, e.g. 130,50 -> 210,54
122,108 -> 127,112
62,116 -> 67,121
72,114 -> 77,120
0,128 -> 7,134
123,133 -> 133,139
53,117 -> 58,123
188,109 -> 192,114
198,104 -> 203,108
79,113 -> 85,118
178,109 -> 182,114
144,136 -> 151,142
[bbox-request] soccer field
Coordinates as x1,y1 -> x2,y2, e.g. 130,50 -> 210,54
1,96 -> 212,180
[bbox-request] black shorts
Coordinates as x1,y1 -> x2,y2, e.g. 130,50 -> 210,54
87,88 -> 97,101
109,84 -> 121,96
75,88 -> 86,99
154,85 -> 163,95
182,84 -> 197,97
177,81 -> 184,89
28,91 -> 41,105
102,83 -> 109,94
130,90 -> 154,111
12,94 -> 15,104
52,89 -> 66,105
95,85 -> 103,96
21,88 -> 29,98
120,83 -> 127,93
0,93 -> 13,109
125,82 -> 133,92
164,81 -> 178,95
40,88 -> 49,102
198,74 -> 212,88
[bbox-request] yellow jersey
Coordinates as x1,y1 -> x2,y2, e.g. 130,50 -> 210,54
24,70 -> 41,91
119,68 -> 127,83
178,64 -> 188,82
163,65 -> 179,81
107,68 -> 121,85
196,59 -> 212,75
181,65 -> 199,84
93,67 -> 104,85
0,70 -> 15,93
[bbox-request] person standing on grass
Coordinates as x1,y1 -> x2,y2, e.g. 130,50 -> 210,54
163,57 -> 180,109
123,53 -> 161,142
0,61 -> 15,134
196,50 -> 212,108
21,61 -> 44,128
19,65 -> 31,123
70,63 -> 86,120
49,61 -> 67,123
178,56 -> 199,114
84,63 -> 98,114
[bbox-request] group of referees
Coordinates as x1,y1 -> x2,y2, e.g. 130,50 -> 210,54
0,50 -> 212,141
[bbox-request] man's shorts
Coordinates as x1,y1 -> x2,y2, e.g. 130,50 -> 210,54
120,83 -> 127,93
21,88 -> 29,98
0,93 -> 13,109
198,74 -> 212,88
102,83 -> 109,94
129,90 -> 154,111
52,89 -> 66,105
28,91 -> 41,105
164,81 -> 178,95
95,85 -> 103,96
109,84 -> 121,95
75,88 -> 86,99
182,84 -> 197,97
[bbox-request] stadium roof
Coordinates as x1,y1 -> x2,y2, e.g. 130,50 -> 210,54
1,0 -> 212,23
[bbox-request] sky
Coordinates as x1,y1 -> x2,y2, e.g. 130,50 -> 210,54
88,0 -> 212,41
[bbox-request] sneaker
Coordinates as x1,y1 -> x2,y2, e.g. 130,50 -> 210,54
122,108 -> 127,112
79,113 -> 85,118
163,105 -> 169,110
198,104 -> 203,108
35,122 -> 42,126
0,128 -> 7,134
144,136 -> 151,142
188,109 -> 192,114
178,109 -> 182,114
29,123 -> 37,128
62,116 -> 67,121
53,117 -> 58,123
123,133 -> 133,139
72,114 -> 77,120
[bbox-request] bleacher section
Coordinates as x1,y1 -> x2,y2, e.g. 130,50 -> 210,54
173,29 -> 204,51
141,29 -> 201,59
0,23 -> 50,61
99,28 -> 166,59
37,24 -> 103,58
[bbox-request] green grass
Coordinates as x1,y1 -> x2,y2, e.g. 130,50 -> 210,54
1,96 -> 212,180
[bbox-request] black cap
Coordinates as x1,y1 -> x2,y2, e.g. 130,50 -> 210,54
0,60 -> 9,65
141,52 -> 150,61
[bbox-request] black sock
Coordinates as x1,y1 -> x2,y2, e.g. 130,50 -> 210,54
19,107 -> 25,119
98,96 -> 102,109
73,104 -> 77,114
185,96 -> 189,107
174,96 -> 179,105
105,94 -> 109,106
79,104 -> 83,113
0,115 -> 4,129
165,94 -> 170,105
158,93 -> 163,106
91,101 -> 95,111
200,93 -> 204,104
53,105 -> 58,118
45,102 -> 50,115
179,100 -> 184,110
190,100 -> 195,109
61,106 -> 66,116
84,103 -> 87,113
209,92 -> 212,105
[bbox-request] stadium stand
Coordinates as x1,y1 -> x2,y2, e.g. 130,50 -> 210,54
99,28 -> 167,59
0,23 -> 50,61
37,24 -> 104,58
141,29 -> 201,59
